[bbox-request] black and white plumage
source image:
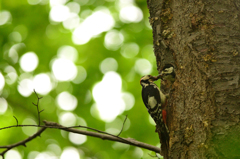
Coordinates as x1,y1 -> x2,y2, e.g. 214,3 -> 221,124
140,75 -> 163,123
159,64 -> 175,82
140,75 -> 169,146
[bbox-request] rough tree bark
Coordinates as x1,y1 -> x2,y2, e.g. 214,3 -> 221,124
147,0 -> 240,158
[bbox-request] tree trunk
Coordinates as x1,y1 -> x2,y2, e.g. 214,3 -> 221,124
147,0 -> 240,158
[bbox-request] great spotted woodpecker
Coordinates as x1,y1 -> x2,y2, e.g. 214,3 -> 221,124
140,75 -> 169,147
159,64 -> 175,83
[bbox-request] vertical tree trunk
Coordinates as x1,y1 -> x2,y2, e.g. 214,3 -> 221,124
147,0 -> 240,158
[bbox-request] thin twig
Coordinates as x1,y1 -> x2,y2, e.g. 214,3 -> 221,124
0,127 -> 46,158
70,125 -> 119,137
32,89 -> 43,126
117,115 -> 128,136
13,116 -> 18,126
0,125 -> 41,131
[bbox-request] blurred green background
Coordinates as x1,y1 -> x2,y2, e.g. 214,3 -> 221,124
0,0 -> 161,158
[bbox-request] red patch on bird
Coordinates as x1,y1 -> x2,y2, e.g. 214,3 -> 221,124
162,110 -> 167,124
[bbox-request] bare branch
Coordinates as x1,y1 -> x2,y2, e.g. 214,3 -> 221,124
43,120 -> 161,153
0,127 -> 46,158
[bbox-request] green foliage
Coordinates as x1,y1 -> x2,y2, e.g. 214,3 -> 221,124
0,0 -> 160,158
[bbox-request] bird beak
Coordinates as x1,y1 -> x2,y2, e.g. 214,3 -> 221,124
151,75 -> 160,81
155,74 -> 163,80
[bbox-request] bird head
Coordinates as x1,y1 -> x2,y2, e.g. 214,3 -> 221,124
158,64 -> 175,82
140,75 -> 159,86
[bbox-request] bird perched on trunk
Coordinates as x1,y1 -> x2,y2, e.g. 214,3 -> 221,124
140,75 -> 169,155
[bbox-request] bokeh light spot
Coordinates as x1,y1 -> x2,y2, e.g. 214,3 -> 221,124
0,72 -> 5,90
133,147 -> 143,158
47,144 -> 62,155
0,98 -> 8,114
33,73 -> 52,95
80,9 -> 92,19
118,0 -> 134,8
104,30 -> 124,50
22,118 -> 38,136
122,92 -> 135,110
134,59 -> 152,76
50,0 -> 68,7
120,5 -> 143,23
92,71 -> 125,122
9,31 -> 22,42
14,25 -> 28,40
20,52 -> 39,72
28,0 -> 41,5
57,45 -> 78,62
59,112 -> 76,126
72,66 -> 87,84
50,5 -> 70,22
0,10 -> 11,25
78,0 -> 88,5
84,90 -> 92,104
56,91 -> 77,111
60,147 -> 80,159
72,24 -> 91,45
5,150 -> 22,159
34,152 -> 57,159
76,116 -> 87,126
63,13 -> 80,30
112,142 -> 130,151
8,47 -> 19,64
18,79 -> 33,97
28,151 -> 38,159
121,43 -> 139,58
51,58 -> 77,81
69,133 -> 87,145
66,2 -> 80,14
100,58 -> 118,74
4,66 -> 18,85
72,8 -> 115,45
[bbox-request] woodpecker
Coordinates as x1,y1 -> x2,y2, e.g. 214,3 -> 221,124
159,64 -> 175,83
140,75 -> 169,147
